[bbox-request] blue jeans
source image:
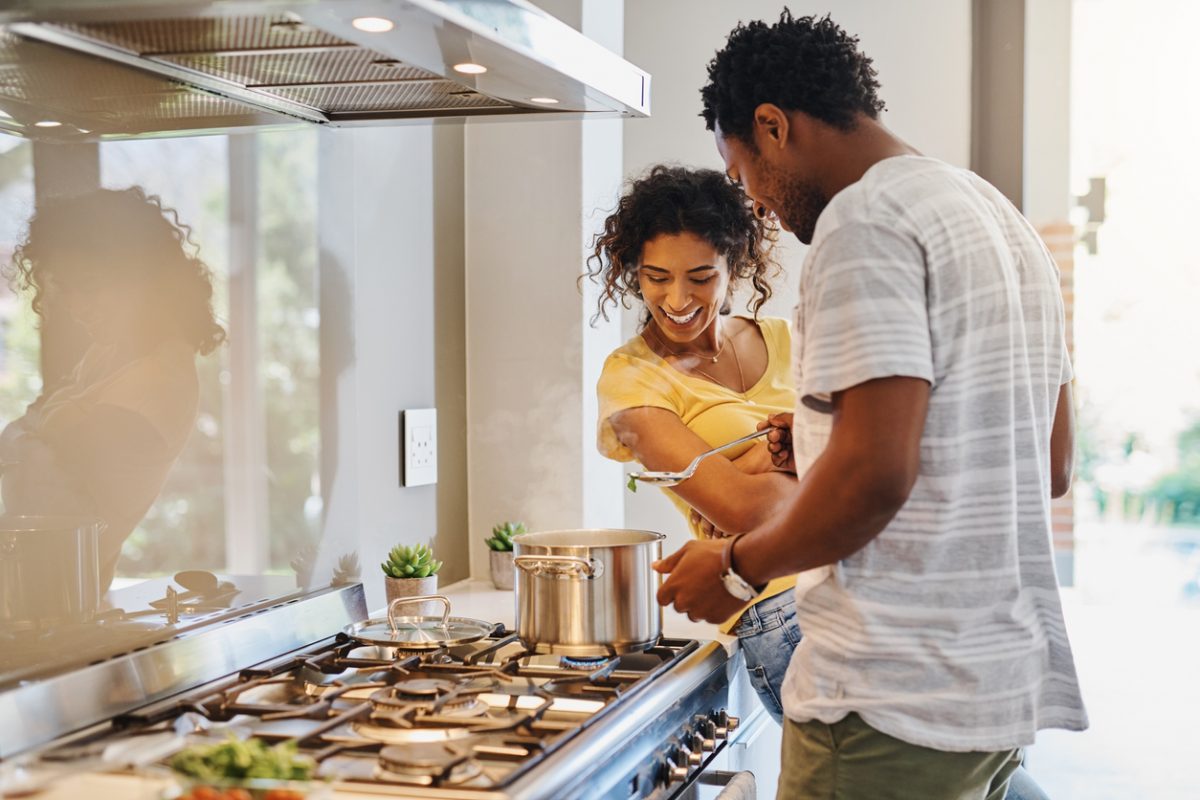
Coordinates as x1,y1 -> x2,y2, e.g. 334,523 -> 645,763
732,591 -> 1050,800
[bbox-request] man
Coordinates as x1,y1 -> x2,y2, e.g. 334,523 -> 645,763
654,11 -> 1088,800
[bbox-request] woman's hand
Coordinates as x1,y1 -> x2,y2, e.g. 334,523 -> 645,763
689,508 -> 728,539
758,413 -> 796,473
731,441 -> 777,475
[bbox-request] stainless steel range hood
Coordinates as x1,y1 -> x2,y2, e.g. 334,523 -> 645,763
0,0 -> 649,139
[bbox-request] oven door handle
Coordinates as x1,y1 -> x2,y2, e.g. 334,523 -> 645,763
701,769 -> 757,798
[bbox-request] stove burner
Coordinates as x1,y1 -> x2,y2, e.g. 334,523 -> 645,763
353,721 -> 474,745
395,678 -> 457,698
380,741 -> 467,773
559,655 -> 612,672
375,742 -> 484,786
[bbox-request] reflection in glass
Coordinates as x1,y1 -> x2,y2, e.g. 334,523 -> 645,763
1,187 -> 224,589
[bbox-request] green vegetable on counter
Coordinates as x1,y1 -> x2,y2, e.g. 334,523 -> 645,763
627,474 -> 638,493
169,736 -> 314,783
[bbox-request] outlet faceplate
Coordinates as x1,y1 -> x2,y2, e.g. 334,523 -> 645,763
401,408 -> 437,487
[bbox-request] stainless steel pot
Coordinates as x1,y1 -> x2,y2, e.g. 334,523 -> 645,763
0,515 -> 103,628
512,528 -> 664,657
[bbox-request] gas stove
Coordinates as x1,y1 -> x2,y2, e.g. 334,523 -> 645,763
4,585 -> 742,799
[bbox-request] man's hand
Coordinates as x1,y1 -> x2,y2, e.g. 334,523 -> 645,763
654,539 -> 745,623
758,413 -> 796,472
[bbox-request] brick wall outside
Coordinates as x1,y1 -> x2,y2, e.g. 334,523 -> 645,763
1038,222 -> 1077,562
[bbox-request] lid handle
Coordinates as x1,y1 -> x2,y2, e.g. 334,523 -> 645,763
387,594 -> 451,632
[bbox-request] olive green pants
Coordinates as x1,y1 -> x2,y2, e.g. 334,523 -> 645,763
777,713 -> 1021,800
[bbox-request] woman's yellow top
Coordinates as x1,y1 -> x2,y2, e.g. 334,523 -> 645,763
596,316 -> 797,633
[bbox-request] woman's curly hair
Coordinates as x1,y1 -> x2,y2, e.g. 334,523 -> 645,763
8,186 -> 226,356
700,10 -> 886,141
584,165 -> 778,325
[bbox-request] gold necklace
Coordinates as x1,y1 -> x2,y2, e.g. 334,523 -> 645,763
648,321 -> 747,393
647,320 -> 725,363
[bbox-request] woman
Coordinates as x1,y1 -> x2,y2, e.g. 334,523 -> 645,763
2,186 -> 225,589
589,165 -> 800,720
588,165 -> 1051,800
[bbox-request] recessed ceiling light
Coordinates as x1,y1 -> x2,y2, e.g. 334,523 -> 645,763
34,120 -> 62,128
529,97 -> 559,105
453,62 -> 487,75
352,16 -> 394,33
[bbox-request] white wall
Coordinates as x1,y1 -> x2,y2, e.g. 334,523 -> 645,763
1024,0 -> 1072,226
316,124 -> 469,608
463,0 -> 626,580
621,1 -> 973,548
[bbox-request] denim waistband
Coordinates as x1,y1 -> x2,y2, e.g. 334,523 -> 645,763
731,589 -> 795,637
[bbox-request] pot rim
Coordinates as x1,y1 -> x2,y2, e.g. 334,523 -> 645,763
511,528 -> 665,548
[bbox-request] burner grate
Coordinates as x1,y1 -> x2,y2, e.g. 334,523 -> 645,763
58,629 -> 701,794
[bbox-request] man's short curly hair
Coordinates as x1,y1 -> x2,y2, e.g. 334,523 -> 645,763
701,10 -> 886,141
584,165 -> 777,325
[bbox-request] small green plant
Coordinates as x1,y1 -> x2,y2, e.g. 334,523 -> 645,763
381,543 -> 442,579
484,521 -> 526,552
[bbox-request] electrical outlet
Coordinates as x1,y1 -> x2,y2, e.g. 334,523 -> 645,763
401,408 -> 437,487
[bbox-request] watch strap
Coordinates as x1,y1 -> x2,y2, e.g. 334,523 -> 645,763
722,533 -> 745,575
724,532 -> 767,595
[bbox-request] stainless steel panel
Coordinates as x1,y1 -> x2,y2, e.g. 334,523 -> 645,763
0,28 -> 292,136
0,582 -> 368,758
503,640 -> 730,799
51,16 -> 350,55
0,0 -> 650,135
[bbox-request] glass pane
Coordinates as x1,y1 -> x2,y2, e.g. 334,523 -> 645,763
100,136 -> 231,578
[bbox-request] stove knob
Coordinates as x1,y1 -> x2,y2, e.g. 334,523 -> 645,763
667,746 -> 691,782
690,730 -> 715,753
709,716 -> 729,740
695,716 -> 717,739
682,744 -> 702,767
718,709 -> 741,733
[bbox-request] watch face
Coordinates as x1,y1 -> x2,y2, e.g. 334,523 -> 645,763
723,572 -> 754,602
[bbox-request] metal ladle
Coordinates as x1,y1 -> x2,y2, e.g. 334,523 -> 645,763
628,428 -> 772,488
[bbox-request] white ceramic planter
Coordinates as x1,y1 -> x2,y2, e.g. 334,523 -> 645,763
383,575 -> 439,615
489,549 -> 514,590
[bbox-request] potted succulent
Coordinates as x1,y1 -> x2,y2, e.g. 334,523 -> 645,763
381,542 -> 442,615
484,521 -> 525,590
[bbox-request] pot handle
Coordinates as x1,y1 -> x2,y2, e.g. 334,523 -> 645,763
513,555 -> 605,580
387,594 -> 451,632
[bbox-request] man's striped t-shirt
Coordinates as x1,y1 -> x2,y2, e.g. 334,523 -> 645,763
781,155 -> 1088,752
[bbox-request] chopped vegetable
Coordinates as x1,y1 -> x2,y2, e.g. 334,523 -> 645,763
627,474 -> 638,493
170,736 -> 314,785
175,789 -> 304,800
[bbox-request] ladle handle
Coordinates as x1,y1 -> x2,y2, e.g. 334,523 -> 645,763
684,428 -> 773,474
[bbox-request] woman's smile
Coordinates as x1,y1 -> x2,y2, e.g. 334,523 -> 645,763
663,307 -> 702,327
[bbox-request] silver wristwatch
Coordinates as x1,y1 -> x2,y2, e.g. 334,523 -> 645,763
721,533 -> 758,602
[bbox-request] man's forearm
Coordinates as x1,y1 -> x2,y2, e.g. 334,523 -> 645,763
733,446 -> 910,586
